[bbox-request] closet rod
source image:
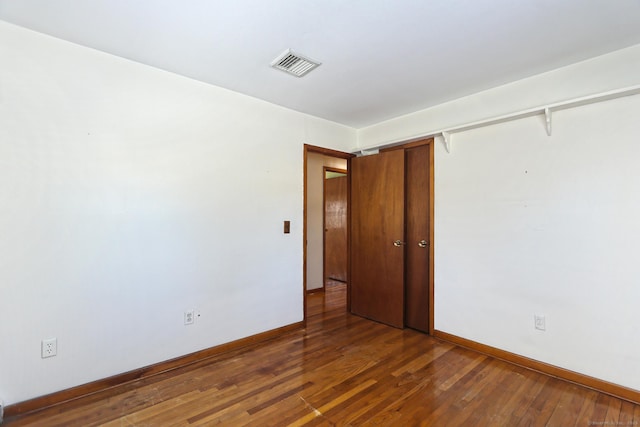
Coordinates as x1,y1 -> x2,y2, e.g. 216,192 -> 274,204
355,84 -> 640,155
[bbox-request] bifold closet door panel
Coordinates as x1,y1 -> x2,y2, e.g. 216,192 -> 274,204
350,150 -> 405,328
405,144 -> 430,332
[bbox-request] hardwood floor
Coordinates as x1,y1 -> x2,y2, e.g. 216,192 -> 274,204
6,282 -> 640,426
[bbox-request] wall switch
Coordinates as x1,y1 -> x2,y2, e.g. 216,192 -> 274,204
534,314 -> 546,331
184,310 -> 195,325
41,338 -> 57,358
284,220 -> 290,234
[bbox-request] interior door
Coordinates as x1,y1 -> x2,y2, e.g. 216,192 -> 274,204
324,171 -> 348,282
404,144 -> 430,332
350,150 -> 405,328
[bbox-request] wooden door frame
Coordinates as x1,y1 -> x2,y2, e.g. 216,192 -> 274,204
380,138 -> 435,335
322,166 -> 348,290
303,144 -> 354,325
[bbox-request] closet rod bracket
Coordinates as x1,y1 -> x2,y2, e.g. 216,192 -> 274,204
442,131 -> 452,154
544,107 -> 552,136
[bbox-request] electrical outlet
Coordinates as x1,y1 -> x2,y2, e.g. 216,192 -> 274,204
534,314 -> 546,331
41,338 -> 57,358
184,310 -> 195,325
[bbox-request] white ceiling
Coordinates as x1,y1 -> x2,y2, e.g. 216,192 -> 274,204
1,1 -> 639,128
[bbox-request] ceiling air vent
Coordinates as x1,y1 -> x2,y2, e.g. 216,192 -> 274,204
271,49 -> 321,77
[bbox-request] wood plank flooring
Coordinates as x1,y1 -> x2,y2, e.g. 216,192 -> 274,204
6,282 -> 640,426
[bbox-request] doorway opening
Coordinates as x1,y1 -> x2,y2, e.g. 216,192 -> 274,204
303,145 -> 354,322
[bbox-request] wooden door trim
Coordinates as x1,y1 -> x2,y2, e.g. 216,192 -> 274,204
323,167 -> 348,173
323,166 -> 348,290
305,144 -> 355,159
303,144 -> 354,325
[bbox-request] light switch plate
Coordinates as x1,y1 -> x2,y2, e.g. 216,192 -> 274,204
534,314 -> 546,331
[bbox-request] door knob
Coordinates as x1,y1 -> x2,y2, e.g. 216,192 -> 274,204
393,240 -> 405,247
418,240 -> 429,248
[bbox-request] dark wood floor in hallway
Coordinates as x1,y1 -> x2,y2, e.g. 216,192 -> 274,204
7,282 -> 640,426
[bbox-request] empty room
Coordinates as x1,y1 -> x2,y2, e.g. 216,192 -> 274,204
1,1 -> 640,425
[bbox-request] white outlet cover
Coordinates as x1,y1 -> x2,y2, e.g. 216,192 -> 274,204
184,310 -> 195,325
42,338 -> 57,358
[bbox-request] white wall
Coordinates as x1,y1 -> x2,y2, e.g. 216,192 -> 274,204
435,95 -> 640,390
306,153 -> 347,291
359,45 -> 640,390
0,21 -> 355,405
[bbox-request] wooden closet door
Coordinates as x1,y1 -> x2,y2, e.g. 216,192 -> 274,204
404,144 -> 430,332
350,150 -> 405,328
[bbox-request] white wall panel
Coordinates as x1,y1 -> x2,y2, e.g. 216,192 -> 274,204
434,95 -> 640,389
0,21 -> 354,405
